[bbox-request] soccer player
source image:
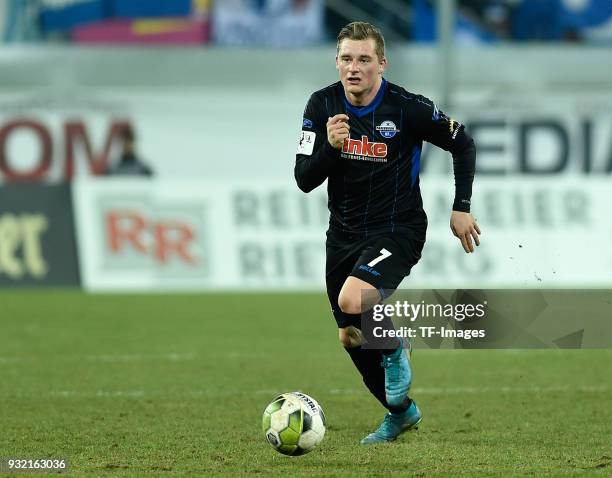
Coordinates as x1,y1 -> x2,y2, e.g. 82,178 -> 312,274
294,22 -> 480,444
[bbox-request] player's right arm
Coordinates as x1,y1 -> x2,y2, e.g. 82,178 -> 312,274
294,94 -> 349,193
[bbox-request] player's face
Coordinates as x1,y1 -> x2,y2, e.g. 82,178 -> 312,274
336,38 -> 386,100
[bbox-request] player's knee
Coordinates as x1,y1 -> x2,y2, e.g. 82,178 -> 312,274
338,292 -> 361,315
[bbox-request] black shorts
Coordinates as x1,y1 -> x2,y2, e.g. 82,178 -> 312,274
325,225 -> 426,328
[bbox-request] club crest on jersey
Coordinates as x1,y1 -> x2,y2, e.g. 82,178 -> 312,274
376,120 -> 400,139
342,135 -> 388,162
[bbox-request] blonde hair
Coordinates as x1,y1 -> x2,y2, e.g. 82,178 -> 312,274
337,22 -> 385,60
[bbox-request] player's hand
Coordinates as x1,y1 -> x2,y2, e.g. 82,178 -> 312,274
327,114 -> 350,149
450,211 -> 481,253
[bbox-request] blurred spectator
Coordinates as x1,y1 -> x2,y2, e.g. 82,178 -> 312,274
3,0 -> 42,42
459,0 -> 515,40
561,0 -> 612,43
412,0 -> 499,44
511,0 -> 567,41
0,2 -> 6,40
477,0 -> 612,43
212,0 -> 324,47
106,126 -> 153,177
3,0 -> 612,46
411,0 -> 612,44
325,0 -> 411,43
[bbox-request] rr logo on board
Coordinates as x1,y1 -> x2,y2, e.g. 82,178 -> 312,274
106,210 -> 199,265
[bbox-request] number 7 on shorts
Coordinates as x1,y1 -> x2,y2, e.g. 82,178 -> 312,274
367,248 -> 392,267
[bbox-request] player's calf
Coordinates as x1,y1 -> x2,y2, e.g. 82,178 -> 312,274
382,340 -> 412,407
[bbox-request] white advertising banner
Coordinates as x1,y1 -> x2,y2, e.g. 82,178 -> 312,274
72,177 -> 612,291
2,88 -> 612,183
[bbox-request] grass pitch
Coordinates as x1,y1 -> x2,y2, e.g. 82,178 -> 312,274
1,291 -> 611,477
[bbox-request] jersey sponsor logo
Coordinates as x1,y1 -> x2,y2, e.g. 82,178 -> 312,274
376,120 -> 399,139
297,130 -> 316,155
342,135 -> 387,160
303,118 -> 313,129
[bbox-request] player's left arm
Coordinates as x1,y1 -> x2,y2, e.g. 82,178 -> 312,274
410,96 -> 481,253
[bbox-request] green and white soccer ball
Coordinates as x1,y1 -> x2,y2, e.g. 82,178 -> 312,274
262,392 -> 326,456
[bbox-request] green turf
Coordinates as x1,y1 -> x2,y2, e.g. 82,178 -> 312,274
1,291 -> 611,477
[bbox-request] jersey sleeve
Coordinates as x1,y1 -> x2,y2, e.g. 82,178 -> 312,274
407,95 -> 476,213
294,93 -> 341,193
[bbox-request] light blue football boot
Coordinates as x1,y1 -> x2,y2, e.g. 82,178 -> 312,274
360,401 -> 422,445
382,339 -> 412,407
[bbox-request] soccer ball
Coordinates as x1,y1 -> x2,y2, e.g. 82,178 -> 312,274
261,391 -> 326,456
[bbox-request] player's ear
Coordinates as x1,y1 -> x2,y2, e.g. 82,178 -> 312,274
335,55 -> 340,70
379,57 -> 387,74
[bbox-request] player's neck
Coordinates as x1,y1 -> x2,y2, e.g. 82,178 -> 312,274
344,77 -> 383,107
